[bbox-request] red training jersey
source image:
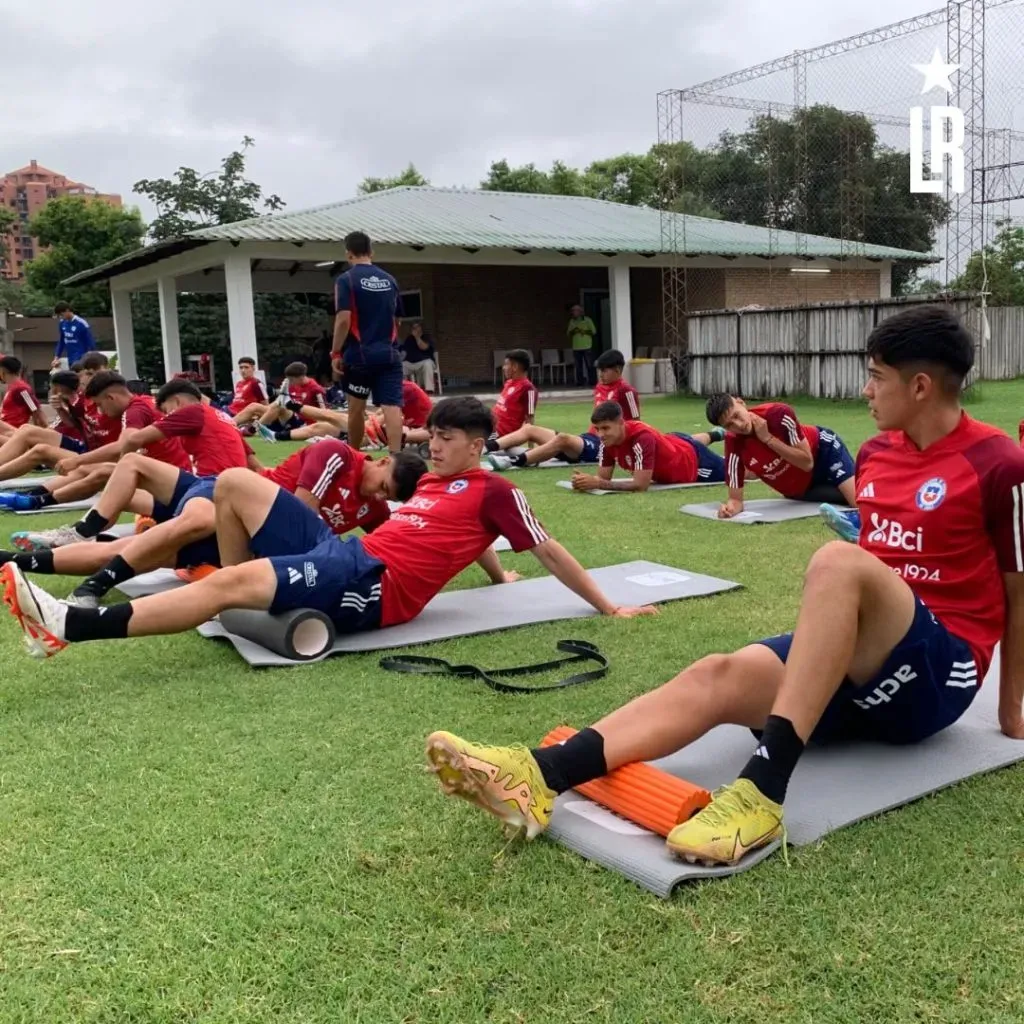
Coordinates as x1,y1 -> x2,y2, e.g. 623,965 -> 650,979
856,413 -> 1024,682
286,378 -> 327,424
1,378 -> 39,428
228,375 -> 267,415
262,439 -> 389,536
122,396 -> 192,471
361,469 -> 549,627
157,401 -> 251,475
725,402 -> 820,498
401,380 -> 433,428
493,377 -> 538,437
82,397 -> 122,448
53,394 -> 89,443
599,420 -> 697,484
592,378 -> 640,423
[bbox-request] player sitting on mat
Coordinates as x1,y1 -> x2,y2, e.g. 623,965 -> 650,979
569,402 -> 725,492
706,393 -> 860,541
0,441 -> 428,608
228,356 -> 269,426
491,350 -> 539,445
234,362 -> 327,442
1,397 -> 656,658
0,355 -> 48,440
424,305 -> 1024,867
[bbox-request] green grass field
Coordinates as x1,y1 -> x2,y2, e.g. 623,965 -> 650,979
2,383 -> 1023,1023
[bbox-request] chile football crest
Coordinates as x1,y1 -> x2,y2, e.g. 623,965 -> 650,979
915,477 -> 947,511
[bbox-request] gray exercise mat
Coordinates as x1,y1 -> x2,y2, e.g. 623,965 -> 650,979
3,475 -> 56,491
680,498 -> 821,523
557,480 -> 718,495
13,498 -> 94,515
546,661 -> 1021,897
197,560 -> 741,665
117,568 -> 186,598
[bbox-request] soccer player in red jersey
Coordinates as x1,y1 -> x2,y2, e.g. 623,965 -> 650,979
592,349 -> 641,420
492,350 -> 538,439
0,442 -> 427,609
234,362 -> 328,439
570,401 -> 725,492
0,356 -> 47,439
421,304 -> 1024,862
228,357 -> 268,419
2,398 -> 656,657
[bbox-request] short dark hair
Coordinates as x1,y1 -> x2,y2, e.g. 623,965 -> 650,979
591,400 -> 624,425
390,450 -> 430,501
705,392 -> 736,426
0,355 -> 22,375
595,349 -> 625,371
505,349 -> 531,373
155,379 -> 202,406
866,305 -> 975,395
85,370 -> 127,398
427,396 -> 494,438
344,231 -> 372,257
80,351 -> 109,371
284,361 -> 308,378
238,357 -> 255,367
51,370 -> 80,392
54,302 -> 71,315
126,379 -> 150,396
70,360 -> 84,373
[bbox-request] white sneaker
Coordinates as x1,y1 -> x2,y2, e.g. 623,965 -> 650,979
255,423 -> 278,443
65,591 -> 100,610
11,523 -> 90,552
487,453 -> 514,471
0,563 -> 69,657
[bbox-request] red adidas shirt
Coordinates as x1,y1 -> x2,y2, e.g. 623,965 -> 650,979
1,378 -> 39,428
263,439 -> 389,536
401,380 -> 433,428
493,377 -> 538,436
82,397 -> 122,448
53,393 -> 89,443
724,403 -> 819,498
228,375 -> 267,415
599,420 -> 697,484
361,469 -> 548,626
593,379 -> 640,421
122,396 -> 192,471
856,414 -> 1024,681
287,379 -> 327,424
157,401 -> 250,475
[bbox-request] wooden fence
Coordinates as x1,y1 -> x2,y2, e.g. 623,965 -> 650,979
685,295 -> 1023,398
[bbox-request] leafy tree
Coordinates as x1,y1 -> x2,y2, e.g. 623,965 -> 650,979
0,278 -> 58,315
0,207 -> 17,277
358,163 -> 429,194
481,159 -> 556,194
24,197 -> 146,315
954,223 -> 1024,306
133,137 -> 285,241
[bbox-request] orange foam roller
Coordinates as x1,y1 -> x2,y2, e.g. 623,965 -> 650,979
540,726 -> 711,837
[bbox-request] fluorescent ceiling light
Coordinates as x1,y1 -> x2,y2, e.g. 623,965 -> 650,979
789,267 -> 831,274
315,261 -> 335,268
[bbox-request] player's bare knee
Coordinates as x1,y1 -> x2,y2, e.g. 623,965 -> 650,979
804,540 -> 870,586
213,467 -> 251,501
177,501 -> 215,537
663,652 -> 732,699
554,432 -> 574,446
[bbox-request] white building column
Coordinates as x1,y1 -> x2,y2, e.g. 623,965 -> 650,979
879,262 -> 893,299
224,253 -> 258,366
110,288 -> 137,379
608,264 -> 633,361
157,276 -> 182,377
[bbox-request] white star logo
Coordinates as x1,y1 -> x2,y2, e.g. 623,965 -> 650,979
912,49 -> 959,95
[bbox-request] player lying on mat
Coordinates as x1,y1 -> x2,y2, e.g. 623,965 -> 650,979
425,305 -> 1024,867
705,392 -> 861,541
568,402 -> 725,492
0,441 -> 428,608
1,397 -> 656,657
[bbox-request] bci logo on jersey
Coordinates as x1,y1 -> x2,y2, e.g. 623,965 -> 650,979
446,479 -> 469,495
868,513 -> 924,552
915,477 -> 946,511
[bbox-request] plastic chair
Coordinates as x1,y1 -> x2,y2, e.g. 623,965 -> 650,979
540,348 -> 563,384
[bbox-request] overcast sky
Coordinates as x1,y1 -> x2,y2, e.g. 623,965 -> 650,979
2,0 -> 957,222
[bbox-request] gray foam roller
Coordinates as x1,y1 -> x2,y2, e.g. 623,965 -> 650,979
218,607 -> 336,661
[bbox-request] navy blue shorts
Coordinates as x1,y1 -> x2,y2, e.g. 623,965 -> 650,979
59,435 -> 88,455
574,433 -> 602,464
756,597 -> 979,745
253,487 -> 384,632
810,428 -> 855,489
342,350 -> 404,407
172,475 -> 217,517
151,470 -> 200,523
672,433 -> 726,483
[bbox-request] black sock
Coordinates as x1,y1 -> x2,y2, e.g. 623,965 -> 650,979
24,486 -> 50,496
738,715 -> 805,805
0,550 -> 14,566
13,550 -> 56,573
37,492 -> 57,508
64,602 -> 134,642
74,508 -> 111,540
512,452 -> 529,468
274,429 -> 293,441
530,727 -> 607,794
485,437 -> 500,452
74,555 -> 136,598
709,426 -> 727,443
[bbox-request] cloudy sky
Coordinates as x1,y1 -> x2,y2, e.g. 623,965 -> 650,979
2,0 -> 961,222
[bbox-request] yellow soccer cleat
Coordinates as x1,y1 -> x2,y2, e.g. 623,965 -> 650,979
666,778 -> 784,866
425,731 -> 556,839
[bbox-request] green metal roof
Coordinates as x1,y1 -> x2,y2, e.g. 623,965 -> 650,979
64,186 -> 933,285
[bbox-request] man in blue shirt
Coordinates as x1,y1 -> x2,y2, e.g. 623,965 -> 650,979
331,231 -> 404,453
53,303 -> 97,369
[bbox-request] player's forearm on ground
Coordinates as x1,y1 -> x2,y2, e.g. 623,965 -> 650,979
532,540 -> 617,614
728,486 -> 744,505
764,436 -> 813,471
475,547 -> 508,584
998,577 -> 1024,730
598,476 -> 641,491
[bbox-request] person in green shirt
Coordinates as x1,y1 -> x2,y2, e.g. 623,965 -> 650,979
567,304 -> 597,387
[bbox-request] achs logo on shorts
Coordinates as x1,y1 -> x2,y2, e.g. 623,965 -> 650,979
915,477 -> 947,511
446,479 -> 469,495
